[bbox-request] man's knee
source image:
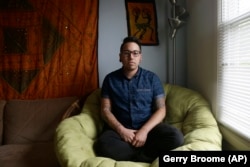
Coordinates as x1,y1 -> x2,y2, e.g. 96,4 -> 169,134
150,123 -> 184,149
171,128 -> 184,148
94,130 -> 118,155
93,130 -> 137,161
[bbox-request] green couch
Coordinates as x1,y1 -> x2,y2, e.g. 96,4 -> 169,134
54,84 -> 222,167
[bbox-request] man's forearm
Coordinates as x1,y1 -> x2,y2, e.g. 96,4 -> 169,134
140,97 -> 166,133
140,108 -> 166,133
101,98 -> 124,133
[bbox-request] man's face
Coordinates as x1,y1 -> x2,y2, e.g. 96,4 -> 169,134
119,42 -> 142,71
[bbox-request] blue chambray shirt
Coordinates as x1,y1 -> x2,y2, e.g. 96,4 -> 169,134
101,67 -> 165,130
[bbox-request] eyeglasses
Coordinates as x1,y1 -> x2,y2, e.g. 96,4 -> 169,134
121,50 -> 141,57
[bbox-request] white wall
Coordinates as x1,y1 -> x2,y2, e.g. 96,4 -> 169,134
98,0 -> 187,87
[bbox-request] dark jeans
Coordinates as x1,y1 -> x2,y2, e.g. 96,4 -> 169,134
93,123 -> 184,163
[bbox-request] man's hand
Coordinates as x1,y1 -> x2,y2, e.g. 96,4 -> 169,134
118,127 -> 148,148
131,128 -> 148,147
129,96 -> 166,148
118,126 -> 137,143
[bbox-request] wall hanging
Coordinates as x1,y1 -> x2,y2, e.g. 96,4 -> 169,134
0,0 -> 98,100
125,0 -> 159,45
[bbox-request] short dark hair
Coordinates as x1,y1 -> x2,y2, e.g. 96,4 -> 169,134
120,36 -> 142,52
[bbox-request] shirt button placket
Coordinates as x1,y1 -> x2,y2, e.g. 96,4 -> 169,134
128,80 -> 134,128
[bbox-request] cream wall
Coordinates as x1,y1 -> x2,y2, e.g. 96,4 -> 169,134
186,0 -> 217,109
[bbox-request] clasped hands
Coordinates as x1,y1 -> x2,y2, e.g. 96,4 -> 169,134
118,127 -> 148,148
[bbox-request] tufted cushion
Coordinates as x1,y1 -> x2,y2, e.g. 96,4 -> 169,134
55,84 -> 222,167
163,85 -> 222,150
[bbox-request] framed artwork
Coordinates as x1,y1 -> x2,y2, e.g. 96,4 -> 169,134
125,0 -> 159,45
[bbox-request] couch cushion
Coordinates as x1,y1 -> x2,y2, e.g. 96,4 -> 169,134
3,96 -> 79,144
0,100 -> 6,145
163,84 -> 222,150
0,142 -> 60,167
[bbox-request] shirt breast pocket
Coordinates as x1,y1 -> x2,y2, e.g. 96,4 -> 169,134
135,88 -> 153,106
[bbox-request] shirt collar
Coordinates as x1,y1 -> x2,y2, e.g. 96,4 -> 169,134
120,66 -> 141,80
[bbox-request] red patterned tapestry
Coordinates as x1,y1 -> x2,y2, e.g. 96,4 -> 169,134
0,0 -> 98,100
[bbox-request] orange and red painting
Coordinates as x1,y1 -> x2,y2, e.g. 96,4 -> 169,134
125,0 -> 159,45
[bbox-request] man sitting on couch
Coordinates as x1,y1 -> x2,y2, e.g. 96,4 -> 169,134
94,36 -> 184,163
